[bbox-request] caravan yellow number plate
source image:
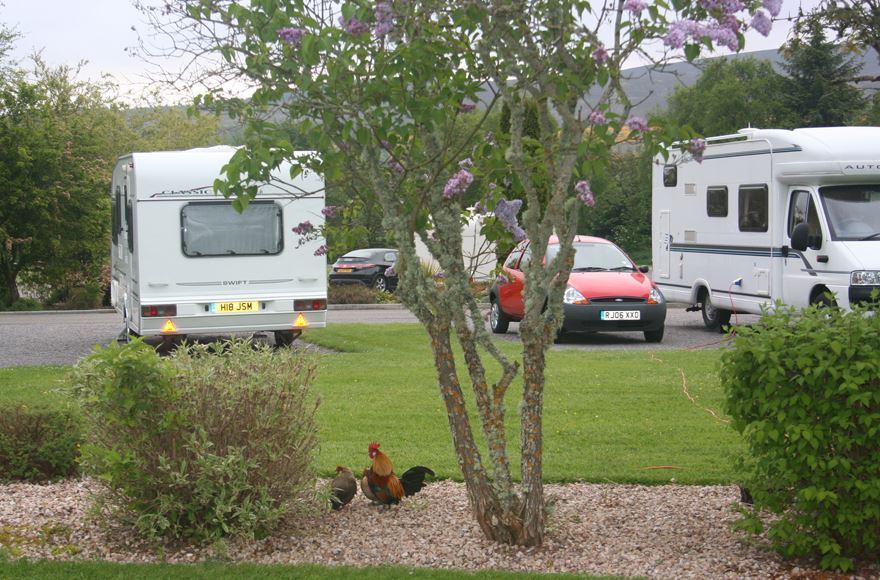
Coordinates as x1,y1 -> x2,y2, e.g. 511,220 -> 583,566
211,300 -> 260,314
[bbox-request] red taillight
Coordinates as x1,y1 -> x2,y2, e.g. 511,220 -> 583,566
142,304 -> 177,317
294,299 -> 327,311
353,263 -> 375,269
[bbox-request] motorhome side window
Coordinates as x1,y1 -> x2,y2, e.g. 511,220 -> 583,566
663,165 -> 677,187
706,186 -> 728,217
181,201 -> 283,257
787,190 -> 821,238
738,185 -> 768,232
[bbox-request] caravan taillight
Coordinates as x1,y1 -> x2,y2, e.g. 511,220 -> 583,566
294,299 -> 327,311
142,304 -> 177,317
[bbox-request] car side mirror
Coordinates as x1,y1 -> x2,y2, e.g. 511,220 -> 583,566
638,265 -> 649,273
790,223 -> 809,251
791,222 -> 822,251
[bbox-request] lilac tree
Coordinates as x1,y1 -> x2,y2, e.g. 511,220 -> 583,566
143,0 -> 772,545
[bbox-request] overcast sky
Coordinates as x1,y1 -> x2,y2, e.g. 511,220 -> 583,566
3,0 -> 818,103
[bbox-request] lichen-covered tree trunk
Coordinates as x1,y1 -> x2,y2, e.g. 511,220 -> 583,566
425,318 -> 527,544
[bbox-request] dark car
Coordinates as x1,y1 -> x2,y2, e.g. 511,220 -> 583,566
329,248 -> 398,292
489,235 -> 667,342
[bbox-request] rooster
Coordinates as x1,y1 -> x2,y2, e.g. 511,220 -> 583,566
329,465 -> 357,510
361,441 -> 434,505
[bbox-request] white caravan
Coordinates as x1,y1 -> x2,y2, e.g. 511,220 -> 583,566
652,127 -> 880,328
413,212 -> 497,280
110,146 -> 327,345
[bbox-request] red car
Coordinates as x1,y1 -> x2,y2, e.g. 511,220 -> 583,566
489,235 -> 667,342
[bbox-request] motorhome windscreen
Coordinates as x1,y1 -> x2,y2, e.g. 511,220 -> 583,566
819,185 -> 880,241
181,201 -> 283,257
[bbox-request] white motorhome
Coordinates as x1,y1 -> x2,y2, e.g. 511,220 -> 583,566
652,127 -> 880,328
110,146 -> 327,346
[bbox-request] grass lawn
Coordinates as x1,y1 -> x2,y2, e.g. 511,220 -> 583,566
0,324 -> 742,485
306,324 -> 740,485
0,324 -> 737,578
0,561 -> 613,579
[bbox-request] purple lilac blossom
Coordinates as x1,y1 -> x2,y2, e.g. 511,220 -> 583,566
293,221 -> 315,235
762,0 -> 782,17
314,244 -> 328,257
459,157 -> 473,169
488,182 -> 497,191
588,110 -> 606,126
460,102 -> 476,112
700,0 -> 744,11
574,180 -> 595,207
751,10 -> 772,36
443,169 -> 474,199
485,131 -> 496,145
387,159 -> 405,174
592,46 -> 609,64
495,198 -> 526,242
385,263 -> 396,277
709,23 -> 740,51
339,15 -> 370,35
624,0 -> 647,16
278,27 -> 306,45
688,138 -> 707,163
374,2 -> 394,38
321,206 -> 338,218
626,116 -> 649,133
496,274 -> 509,284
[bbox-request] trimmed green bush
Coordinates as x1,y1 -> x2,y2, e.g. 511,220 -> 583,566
722,301 -> 880,571
0,406 -> 81,481
71,338 -> 322,542
328,283 -> 381,304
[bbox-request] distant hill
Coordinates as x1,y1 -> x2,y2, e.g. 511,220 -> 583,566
614,47 -> 880,119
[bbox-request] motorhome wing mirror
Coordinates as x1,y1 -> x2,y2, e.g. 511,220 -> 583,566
790,222 -> 810,251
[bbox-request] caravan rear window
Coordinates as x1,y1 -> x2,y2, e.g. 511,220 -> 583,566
181,201 -> 283,257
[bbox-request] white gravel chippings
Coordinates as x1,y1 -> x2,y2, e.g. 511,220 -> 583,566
0,479 -> 878,579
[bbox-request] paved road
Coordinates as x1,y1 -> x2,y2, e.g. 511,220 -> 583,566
0,305 -> 759,368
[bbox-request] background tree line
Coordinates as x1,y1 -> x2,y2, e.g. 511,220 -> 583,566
2,9 -> 878,310
0,25 -> 221,310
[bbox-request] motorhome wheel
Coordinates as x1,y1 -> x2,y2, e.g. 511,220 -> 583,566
701,291 -> 731,330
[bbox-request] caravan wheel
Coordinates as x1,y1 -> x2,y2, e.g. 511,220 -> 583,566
700,291 -> 731,330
